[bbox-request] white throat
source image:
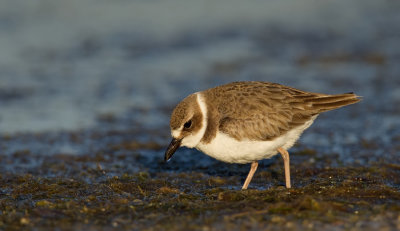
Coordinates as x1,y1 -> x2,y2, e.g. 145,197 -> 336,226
175,93 -> 208,148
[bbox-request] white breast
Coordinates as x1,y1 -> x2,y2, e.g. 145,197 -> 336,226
196,115 -> 317,164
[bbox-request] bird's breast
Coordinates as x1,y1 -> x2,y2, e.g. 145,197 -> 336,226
195,116 -> 317,164
196,131 -> 281,164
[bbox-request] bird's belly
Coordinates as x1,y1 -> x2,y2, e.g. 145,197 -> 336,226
196,132 -> 281,164
196,117 -> 316,164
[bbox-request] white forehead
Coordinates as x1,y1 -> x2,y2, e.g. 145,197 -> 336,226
171,129 -> 181,138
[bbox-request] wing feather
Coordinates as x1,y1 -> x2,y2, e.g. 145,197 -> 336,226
211,82 -> 359,141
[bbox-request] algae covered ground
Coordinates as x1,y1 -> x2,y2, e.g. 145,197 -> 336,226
0,128 -> 399,230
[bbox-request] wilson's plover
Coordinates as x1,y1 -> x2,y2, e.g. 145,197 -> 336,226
165,81 -> 360,189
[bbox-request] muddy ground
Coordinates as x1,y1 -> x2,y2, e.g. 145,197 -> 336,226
0,122 -> 399,231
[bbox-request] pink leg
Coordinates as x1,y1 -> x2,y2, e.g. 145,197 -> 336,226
242,161 -> 258,189
277,147 -> 291,188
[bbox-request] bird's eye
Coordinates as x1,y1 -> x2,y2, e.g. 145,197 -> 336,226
184,120 -> 192,129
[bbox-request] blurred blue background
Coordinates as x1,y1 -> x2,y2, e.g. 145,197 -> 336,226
0,0 -> 399,148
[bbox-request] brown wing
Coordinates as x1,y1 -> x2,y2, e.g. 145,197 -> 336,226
213,81 -> 360,141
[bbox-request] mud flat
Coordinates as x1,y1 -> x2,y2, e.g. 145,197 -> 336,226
0,127 -> 399,231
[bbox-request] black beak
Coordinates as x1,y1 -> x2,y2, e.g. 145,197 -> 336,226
165,138 -> 181,162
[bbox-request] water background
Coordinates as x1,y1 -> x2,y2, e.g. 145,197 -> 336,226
0,0 -> 399,164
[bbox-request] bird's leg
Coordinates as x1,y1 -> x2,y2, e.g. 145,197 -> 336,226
277,147 -> 291,188
242,161 -> 258,189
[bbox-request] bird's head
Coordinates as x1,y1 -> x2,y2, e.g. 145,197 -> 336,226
165,94 -> 205,162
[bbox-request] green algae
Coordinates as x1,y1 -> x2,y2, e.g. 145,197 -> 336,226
0,129 -> 399,230
0,163 -> 399,230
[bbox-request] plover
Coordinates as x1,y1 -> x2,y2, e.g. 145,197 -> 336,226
165,81 -> 360,189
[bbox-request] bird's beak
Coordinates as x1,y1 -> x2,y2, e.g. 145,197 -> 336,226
165,138 -> 181,162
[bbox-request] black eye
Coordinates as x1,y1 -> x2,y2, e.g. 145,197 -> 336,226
184,120 -> 192,129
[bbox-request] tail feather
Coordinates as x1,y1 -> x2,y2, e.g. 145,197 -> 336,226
307,93 -> 361,112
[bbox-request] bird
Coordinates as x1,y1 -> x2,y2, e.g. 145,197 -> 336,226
164,81 -> 360,189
